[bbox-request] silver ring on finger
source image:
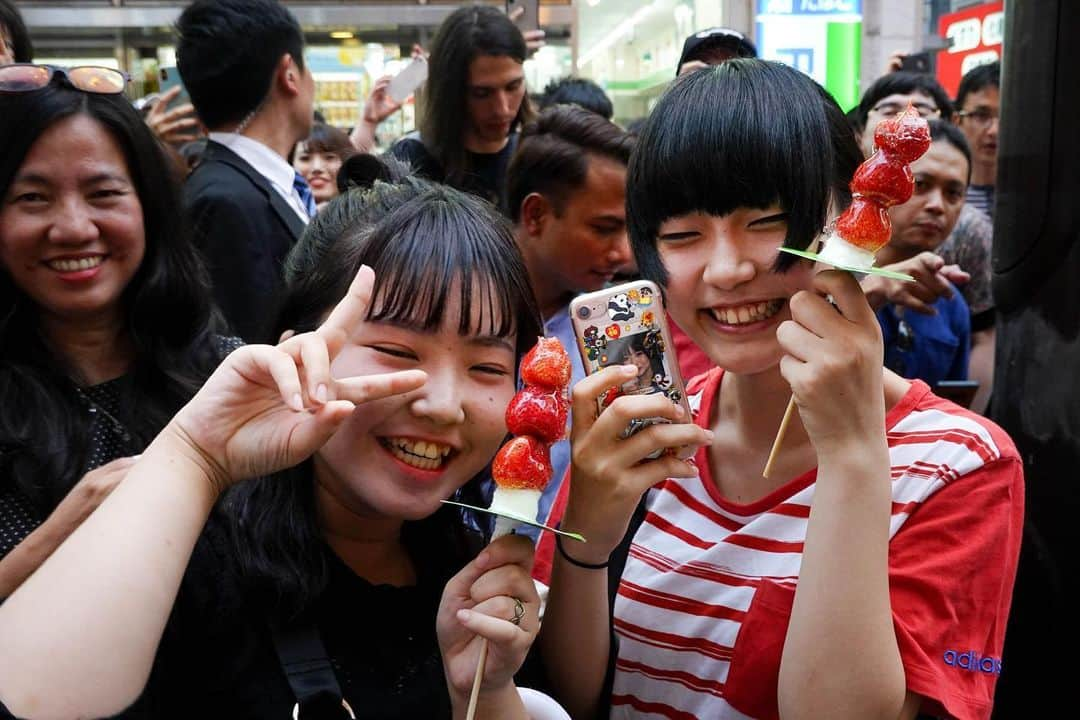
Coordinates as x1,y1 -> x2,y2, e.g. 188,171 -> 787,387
510,596 -> 525,626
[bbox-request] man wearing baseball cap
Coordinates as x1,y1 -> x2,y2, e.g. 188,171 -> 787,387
676,27 -> 757,76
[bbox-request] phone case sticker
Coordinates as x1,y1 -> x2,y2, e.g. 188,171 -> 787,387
607,293 -> 636,321
641,311 -> 655,329
605,324 -> 621,340
637,286 -> 655,305
581,325 -> 607,360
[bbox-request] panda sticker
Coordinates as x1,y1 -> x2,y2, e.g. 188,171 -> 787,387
607,293 -> 634,322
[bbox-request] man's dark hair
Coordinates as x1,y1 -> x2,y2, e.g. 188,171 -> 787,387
507,104 -> 634,224
419,4 -> 532,186
627,60 -> 839,283
926,118 -> 973,184
176,0 -> 305,130
540,77 -> 614,120
0,0 -> 32,62
853,71 -> 954,134
955,61 -> 1000,109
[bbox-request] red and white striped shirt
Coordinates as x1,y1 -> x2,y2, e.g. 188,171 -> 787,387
609,368 -> 1022,720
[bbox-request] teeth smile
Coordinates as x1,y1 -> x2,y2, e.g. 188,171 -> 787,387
710,299 -> 784,325
48,256 -> 104,272
382,437 -> 453,471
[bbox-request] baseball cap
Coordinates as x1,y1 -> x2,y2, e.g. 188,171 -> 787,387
676,27 -> 757,76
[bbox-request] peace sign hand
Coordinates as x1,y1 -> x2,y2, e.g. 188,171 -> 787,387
170,266 -> 427,495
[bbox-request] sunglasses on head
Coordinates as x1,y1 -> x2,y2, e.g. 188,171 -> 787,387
0,64 -> 129,95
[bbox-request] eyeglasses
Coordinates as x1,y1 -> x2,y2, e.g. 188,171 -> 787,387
0,64 -> 129,95
870,101 -> 940,119
956,108 -> 998,128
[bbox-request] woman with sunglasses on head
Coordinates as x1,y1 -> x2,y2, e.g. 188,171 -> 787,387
539,61 -> 1023,720
0,166 -> 565,719
0,67 -> 237,599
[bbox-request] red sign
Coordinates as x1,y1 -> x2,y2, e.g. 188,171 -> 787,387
936,1 -> 1003,97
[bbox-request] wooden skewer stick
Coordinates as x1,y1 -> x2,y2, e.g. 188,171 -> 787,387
762,396 -> 797,478
465,638 -> 490,720
762,234 -> 824,478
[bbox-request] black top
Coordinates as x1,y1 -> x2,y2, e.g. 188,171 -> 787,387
388,134 -> 518,212
0,338 -> 242,565
112,514 -> 468,719
184,141 -> 306,343
0,376 -> 135,559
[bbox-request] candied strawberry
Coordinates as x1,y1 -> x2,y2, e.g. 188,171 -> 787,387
850,152 -> 914,207
835,197 -> 892,252
492,435 -> 552,491
505,387 -> 568,443
520,337 -> 571,390
874,105 -> 932,165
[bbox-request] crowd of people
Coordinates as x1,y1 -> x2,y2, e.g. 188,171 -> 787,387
0,1 -> 1018,719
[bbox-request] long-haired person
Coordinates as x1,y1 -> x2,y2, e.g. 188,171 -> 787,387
540,61 -> 1023,720
0,174 -> 569,719
389,4 -> 533,210
0,66 -> 230,599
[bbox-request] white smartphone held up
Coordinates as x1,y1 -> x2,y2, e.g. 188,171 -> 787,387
569,280 -> 694,459
386,56 -> 428,104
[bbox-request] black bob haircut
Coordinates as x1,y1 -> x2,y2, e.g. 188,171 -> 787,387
955,61 -> 1000,109
540,77 -> 614,120
852,71 -> 955,133
627,60 -> 838,283
176,0 -> 305,130
0,0 -> 33,63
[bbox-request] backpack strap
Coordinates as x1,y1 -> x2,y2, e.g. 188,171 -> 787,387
270,615 -> 356,719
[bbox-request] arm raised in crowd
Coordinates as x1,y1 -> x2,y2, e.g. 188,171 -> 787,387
0,267 -> 427,719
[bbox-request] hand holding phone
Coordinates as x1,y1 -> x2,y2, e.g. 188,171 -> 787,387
386,56 -> 428,104
570,281 -> 694,459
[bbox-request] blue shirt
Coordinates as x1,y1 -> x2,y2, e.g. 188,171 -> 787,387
877,288 -> 971,387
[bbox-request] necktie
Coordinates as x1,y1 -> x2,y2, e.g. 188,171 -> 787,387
293,171 -> 318,219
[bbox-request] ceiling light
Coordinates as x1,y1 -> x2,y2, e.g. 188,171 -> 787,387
330,31 -> 354,40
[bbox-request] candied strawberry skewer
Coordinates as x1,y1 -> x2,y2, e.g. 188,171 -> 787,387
764,105 -> 931,479
466,337 -> 571,720
487,337 -> 570,537
815,104 -> 931,270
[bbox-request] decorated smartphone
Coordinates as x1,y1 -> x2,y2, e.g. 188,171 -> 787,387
569,281 -> 693,459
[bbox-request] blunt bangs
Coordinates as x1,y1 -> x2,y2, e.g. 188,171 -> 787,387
627,60 -> 834,284
363,187 -> 541,357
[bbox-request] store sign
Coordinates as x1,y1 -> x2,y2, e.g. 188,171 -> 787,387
937,1 -> 1003,97
758,0 -> 861,15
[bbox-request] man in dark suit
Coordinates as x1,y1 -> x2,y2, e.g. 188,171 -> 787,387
176,0 -> 316,342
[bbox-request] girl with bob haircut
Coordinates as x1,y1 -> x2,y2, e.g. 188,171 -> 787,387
0,79 -> 229,597
540,60 -> 1022,720
0,175 -> 566,720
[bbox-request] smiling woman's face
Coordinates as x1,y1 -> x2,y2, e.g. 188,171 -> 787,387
657,208 -> 815,376
312,281 -> 517,523
0,114 -> 146,326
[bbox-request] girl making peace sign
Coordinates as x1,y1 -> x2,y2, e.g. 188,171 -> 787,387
0,176 -> 562,719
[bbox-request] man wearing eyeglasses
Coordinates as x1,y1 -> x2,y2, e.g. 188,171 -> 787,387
953,62 -> 1000,221
868,120 -> 974,392
852,71 -> 954,157
177,0 -> 316,343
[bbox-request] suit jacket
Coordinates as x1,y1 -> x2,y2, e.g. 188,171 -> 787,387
184,140 -> 306,343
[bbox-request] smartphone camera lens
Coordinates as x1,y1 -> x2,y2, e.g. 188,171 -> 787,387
577,306 -> 591,320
